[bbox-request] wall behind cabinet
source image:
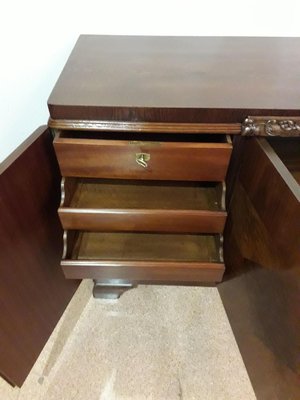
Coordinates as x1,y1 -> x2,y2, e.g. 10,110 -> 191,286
1,0 -> 300,162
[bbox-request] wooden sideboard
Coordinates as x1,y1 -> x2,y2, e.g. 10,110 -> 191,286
0,36 -> 299,398
47,35 -> 299,299
46,36 -> 300,399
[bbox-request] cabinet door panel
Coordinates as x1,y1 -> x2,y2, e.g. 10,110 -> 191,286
0,127 -> 79,387
220,136 -> 300,400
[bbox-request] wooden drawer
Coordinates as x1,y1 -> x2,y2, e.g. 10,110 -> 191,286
54,131 -> 232,181
59,178 -> 227,233
61,232 -> 225,283
230,137 -> 300,269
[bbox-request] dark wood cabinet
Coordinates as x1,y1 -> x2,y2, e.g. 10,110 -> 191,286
47,36 -> 300,400
47,36 -> 300,301
1,36 -> 299,398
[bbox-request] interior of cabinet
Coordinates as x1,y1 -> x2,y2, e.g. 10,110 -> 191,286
65,179 -> 225,211
58,131 -> 229,143
69,232 -> 222,262
268,137 -> 300,184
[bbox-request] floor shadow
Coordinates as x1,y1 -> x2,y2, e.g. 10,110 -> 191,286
41,280 -> 93,377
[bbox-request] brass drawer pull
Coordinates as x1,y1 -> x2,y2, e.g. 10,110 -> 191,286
136,153 -> 150,168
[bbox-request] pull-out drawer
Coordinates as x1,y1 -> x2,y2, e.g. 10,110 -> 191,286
229,137 -> 300,269
54,131 -> 232,181
61,232 -> 225,283
59,178 -> 227,233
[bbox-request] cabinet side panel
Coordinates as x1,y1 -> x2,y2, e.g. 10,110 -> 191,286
0,127 -> 79,387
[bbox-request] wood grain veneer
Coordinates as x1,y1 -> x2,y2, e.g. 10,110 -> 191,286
0,127 -> 79,387
54,135 -> 232,181
66,180 -> 224,210
268,137 -> 300,184
237,138 -> 300,269
72,232 -> 221,261
62,232 -> 224,283
49,119 -> 241,133
48,36 -> 300,123
219,136 -> 300,400
58,179 -> 227,233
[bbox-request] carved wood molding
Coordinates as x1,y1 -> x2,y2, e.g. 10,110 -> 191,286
221,182 -> 226,211
62,230 -> 78,260
48,118 -> 241,134
219,234 -> 224,263
242,116 -> 300,137
60,177 -> 66,207
62,230 -> 68,260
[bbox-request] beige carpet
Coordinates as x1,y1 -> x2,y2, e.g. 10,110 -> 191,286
0,281 -> 256,400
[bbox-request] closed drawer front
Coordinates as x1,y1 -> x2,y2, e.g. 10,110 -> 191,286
62,232 -> 225,283
59,178 -> 227,233
54,132 -> 232,181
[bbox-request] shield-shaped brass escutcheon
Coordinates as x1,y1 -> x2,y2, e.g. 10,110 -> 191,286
135,153 -> 150,168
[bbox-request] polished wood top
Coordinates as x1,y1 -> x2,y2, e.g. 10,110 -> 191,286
48,35 -> 300,122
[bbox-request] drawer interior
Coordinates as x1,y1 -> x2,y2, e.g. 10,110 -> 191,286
268,138 -> 300,184
58,130 -> 230,143
63,178 -> 225,211
68,232 -> 222,262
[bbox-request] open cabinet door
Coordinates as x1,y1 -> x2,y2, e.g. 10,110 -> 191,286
219,136 -> 300,400
0,127 -> 79,387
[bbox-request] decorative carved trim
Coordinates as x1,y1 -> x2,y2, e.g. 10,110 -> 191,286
48,118 -> 241,134
242,116 -> 300,137
62,230 -> 68,260
221,182 -> 226,211
62,230 -> 78,260
219,235 -> 224,263
60,177 -> 66,207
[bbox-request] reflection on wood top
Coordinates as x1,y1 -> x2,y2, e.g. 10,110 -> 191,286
48,35 -> 300,122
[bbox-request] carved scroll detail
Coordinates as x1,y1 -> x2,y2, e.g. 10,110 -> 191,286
242,116 -> 300,137
62,230 -> 68,260
219,235 -> 224,263
241,118 -> 259,136
62,230 -> 78,261
60,177 -> 66,207
221,182 -> 226,211
266,119 -> 300,136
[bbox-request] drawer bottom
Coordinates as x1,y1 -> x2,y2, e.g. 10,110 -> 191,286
62,232 -> 225,284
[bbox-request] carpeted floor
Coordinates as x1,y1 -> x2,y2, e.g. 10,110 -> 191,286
0,281 -> 256,400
